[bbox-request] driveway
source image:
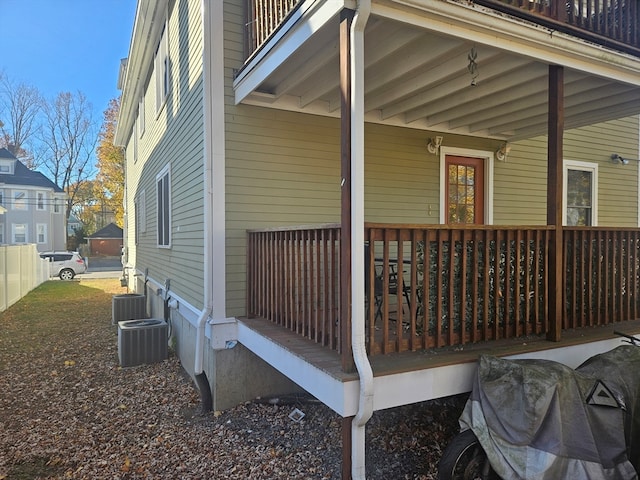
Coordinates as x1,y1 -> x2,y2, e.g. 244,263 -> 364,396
80,256 -> 122,279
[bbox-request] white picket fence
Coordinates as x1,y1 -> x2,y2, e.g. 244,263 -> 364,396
0,244 -> 49,312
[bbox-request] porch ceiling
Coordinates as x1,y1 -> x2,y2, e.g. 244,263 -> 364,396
235,13 -> 640,142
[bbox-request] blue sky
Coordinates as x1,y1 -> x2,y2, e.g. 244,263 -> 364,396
0,1 -> 137,117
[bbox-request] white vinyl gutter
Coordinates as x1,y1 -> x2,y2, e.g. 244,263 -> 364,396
350,0 -> 373,478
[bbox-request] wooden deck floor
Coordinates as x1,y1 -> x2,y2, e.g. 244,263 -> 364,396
239,317 -> 640,381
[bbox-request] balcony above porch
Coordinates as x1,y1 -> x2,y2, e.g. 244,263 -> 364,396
245,0 -> 640,58
235,0 -> 640,141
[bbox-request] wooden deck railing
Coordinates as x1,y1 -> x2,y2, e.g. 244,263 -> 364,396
247,224 -> 640,357
365,225 -> 552,354
564,227 -> 640,328
246,224 -> 342,350
245,0 -> 639,59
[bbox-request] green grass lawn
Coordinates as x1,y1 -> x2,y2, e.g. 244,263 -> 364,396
0,279 -> 127,360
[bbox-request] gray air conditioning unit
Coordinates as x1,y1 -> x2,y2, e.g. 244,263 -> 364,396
118,319 -> 168,367
112,293 -> 147,325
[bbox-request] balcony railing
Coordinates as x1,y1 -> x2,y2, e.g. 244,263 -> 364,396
364,225 -> 552,355
477,0 -> 640,53
564,227 -> 640,328
245,0 -> 300,56
245,0 -> 640,59
246,224 -> 342,350
246,224 -> 640,358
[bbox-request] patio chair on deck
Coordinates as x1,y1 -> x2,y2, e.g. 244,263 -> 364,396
364,245 -> 411,322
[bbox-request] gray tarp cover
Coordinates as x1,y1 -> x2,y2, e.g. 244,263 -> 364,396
459,346 -> 640,480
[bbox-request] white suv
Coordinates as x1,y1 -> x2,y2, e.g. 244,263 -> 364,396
39,251 -> 87,280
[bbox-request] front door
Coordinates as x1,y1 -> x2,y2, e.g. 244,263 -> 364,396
445,155 -> 484,225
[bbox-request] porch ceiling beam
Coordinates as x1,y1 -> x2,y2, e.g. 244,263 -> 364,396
380,54 -> 528,119
364,22 -> 429,68
489,88 -> 640,135
272,40 -> 339,98
469,78 -> 629,132
448,81 -> 548,132
300,21 -> 417,109
300,22 -> 426,110
364,35 -> 465,97
511,101 -> 640,141
376,0 -> 640,87
299,57 -> 341,108
367,45 -> 474,113
270,17 -> 393,99
414,66 -> 548,125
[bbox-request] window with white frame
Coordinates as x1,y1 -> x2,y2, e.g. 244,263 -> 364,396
37,191 -> 45,210
136,190 -> 146,234
36,224 -> 47,244
564,160 -> 598,226
0,224 -> 4,244
138,98 -> 145,137
156,166 -> 171,247
13,190 -> 27,210
12,224 -> 27,243
133,127 -> 138,163
155,24 -> 169,112
53,198 -> 61,214
134,190 -> 147,245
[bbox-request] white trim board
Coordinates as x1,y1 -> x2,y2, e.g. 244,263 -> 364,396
238,320 -> 638,416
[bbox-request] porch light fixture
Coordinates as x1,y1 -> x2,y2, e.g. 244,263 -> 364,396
611,153 -> 630,165
496,142 -> 511,162
427,136 -> 443,155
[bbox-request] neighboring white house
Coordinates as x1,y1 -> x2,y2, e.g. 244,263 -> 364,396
0,148 -> 67,251
115,0 -> 640,476
67,214 -> 82,237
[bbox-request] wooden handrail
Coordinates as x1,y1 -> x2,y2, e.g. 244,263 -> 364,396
247,224 -> 640,359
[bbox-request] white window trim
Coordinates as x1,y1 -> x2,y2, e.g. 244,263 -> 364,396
36,191 -> 46,211
12,224 -> 27,244
138,98 -> 145,138
438,146 -> 494,225
133,126 -> 138,163
138,189 -> 146,234
156,165 -> 171,248
53,197 -> 61,214
155,22 -> 169,113
563,159 -> 598,226
13,189 -> 27,211
36,223 -> 47,244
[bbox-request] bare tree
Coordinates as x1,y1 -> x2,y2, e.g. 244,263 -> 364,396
0,72 -> 42,167
39,91 -> 97,222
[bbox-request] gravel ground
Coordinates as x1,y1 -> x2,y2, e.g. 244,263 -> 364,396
0,280 -> 466,479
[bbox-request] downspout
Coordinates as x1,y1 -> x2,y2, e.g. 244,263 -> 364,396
350,0 -> 373,478
192,0 -> 217,412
